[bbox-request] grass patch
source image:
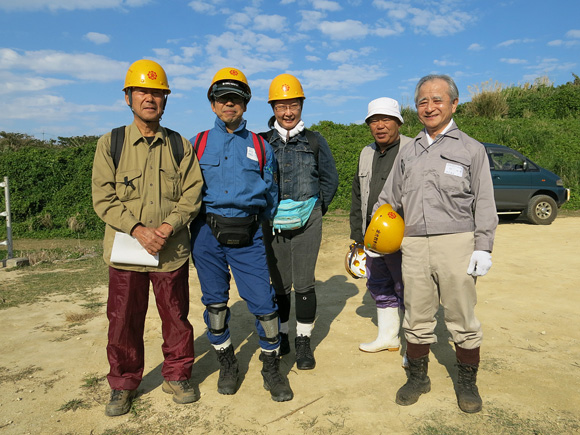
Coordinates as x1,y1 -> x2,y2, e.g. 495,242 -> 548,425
413,406 -> 580,435
0,365 -> 42,384
64,311 -> 98,324
82,373 -> 105,389
58,398 -> 90,412
0,255 -> 107,310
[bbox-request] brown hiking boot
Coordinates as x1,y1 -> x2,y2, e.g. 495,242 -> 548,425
395,355 -> 431,406
105,389 -> 136,417
162,379 -> 200,404
456,362 -> 482,413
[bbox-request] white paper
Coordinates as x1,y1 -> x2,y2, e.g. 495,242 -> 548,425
110,232 -> 159,266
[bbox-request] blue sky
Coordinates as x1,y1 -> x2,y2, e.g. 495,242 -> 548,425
1,0 -> 579,141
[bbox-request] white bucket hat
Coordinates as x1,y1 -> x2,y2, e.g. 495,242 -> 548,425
365,97 -> 404,124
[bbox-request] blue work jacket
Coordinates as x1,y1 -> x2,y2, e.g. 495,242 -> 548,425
191,117 -> 278,220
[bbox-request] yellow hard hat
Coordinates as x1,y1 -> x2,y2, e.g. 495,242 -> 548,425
268,73 -> 305,103
345,243 -> 367,279
364,204 -> 405,254
207,67 -> 251,102
123,59 -> 170,94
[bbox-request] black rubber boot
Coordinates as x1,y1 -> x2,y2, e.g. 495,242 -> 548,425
456,362 -> 482,413
295,336 -> 316,370
395,355 -> 431,406
259,351 -> 293,402
279,332 -> 291,356
215,345 -> 239,395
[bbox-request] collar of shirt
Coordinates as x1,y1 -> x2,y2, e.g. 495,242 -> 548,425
426,118 -> 455,146
214,116 -> 247,134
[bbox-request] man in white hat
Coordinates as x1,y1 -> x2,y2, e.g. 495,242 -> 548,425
349,97 -> 412,356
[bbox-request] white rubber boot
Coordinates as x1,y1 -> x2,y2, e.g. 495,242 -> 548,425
359,307 -> 401,353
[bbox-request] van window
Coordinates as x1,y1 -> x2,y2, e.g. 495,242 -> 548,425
488,149 -> 535,171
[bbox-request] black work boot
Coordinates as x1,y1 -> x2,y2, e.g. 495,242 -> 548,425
279,332 -> 291,356
215,345 -> 239,395
295,335 -> 316,370
456,362 -> 482,413
259,351 -> 293,402
395,355 -> 431,406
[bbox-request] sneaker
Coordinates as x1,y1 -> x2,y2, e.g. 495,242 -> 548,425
162,379 -> 200,404
295,336 -> 316,370
215,345 -> 239,395
105,389 -> 136,417
279,332 -> 291,356
260,351 -> 293,402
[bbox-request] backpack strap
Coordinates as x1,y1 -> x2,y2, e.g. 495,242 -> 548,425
193,130 -> 210,162
165,127 -> 184,166
110,126 -> 125,169
251,132 -> 266,175
111,126 -> 185,169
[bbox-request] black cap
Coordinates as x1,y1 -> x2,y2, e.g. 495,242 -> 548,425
209,80 -> 251,102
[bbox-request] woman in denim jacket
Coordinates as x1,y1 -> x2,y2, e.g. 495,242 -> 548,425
261,74 -> 338,370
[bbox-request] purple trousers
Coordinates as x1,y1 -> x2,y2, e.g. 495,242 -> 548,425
365,250 -> 404,309
106,262 -> 194,390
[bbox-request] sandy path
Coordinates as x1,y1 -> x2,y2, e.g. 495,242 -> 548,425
1,216 -> 579,434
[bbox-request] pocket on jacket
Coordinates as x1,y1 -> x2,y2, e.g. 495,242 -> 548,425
160,168 -> 181,201
115,169 -> 142,202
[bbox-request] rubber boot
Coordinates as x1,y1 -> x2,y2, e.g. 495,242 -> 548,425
395,355 -> 431,406
359,307 -> 401,352
215,345 -> 239,395
259,351 -> 293,402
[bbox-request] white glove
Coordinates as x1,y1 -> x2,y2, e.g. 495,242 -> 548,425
364,247 -> 382,258
467,250 -> 492,276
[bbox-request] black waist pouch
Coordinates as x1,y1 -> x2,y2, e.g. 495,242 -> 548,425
207,213 -> 259,247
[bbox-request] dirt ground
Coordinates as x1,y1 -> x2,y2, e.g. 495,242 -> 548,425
1,215 -> 579,434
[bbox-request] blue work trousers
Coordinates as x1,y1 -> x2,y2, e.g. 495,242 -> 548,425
190,217 -> 279,351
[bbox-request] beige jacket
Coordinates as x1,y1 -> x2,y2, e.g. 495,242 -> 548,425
92,122 -> 203,272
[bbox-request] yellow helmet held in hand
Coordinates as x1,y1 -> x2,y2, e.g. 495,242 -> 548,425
364,204 -> 405,254
345,243 -> 367,279
268,73 -> 305,102
207,67 -> 251,102
123,59 -> 171,93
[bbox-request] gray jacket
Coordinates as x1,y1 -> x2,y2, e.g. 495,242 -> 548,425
375,122 -> 498,252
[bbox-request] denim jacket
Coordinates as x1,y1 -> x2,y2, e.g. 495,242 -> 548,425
266,128 -> 338,214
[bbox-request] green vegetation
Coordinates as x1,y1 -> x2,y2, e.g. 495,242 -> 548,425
0,75 -> 579,239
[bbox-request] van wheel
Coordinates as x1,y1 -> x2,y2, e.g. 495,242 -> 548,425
525,195 -> 557,225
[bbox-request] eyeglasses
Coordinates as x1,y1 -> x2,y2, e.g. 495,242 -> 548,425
215,95 -> 245,105
274,103 -> 301,113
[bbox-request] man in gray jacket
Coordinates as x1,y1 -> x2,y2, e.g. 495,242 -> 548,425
375,75 -> 498,413
350,97 -> 411,355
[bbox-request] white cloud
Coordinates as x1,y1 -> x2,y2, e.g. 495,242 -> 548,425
0,49 -> 127,82
373,21 -> 404,37
311,0 -> 341,11
0,72 -> 72,95
254,14 -> 287,32
306,55 -> 320,62
500,58 -> 527,65
299,64 -> 388,91
566,29 -> 580,39
319,20 -> 368,40
188,0 -> 227,15
297,10 -> 326,32
280,0 -> 295,4
434,59 -> 459,67
408,7 -> 474,37
468,43 -> 483,51
327,47 -> 373,63
0,0 -> 150,11
84,32 -> 111,45
497,38 -> 534,48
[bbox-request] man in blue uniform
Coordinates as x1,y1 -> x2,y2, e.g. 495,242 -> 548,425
190,67 -> 293,402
